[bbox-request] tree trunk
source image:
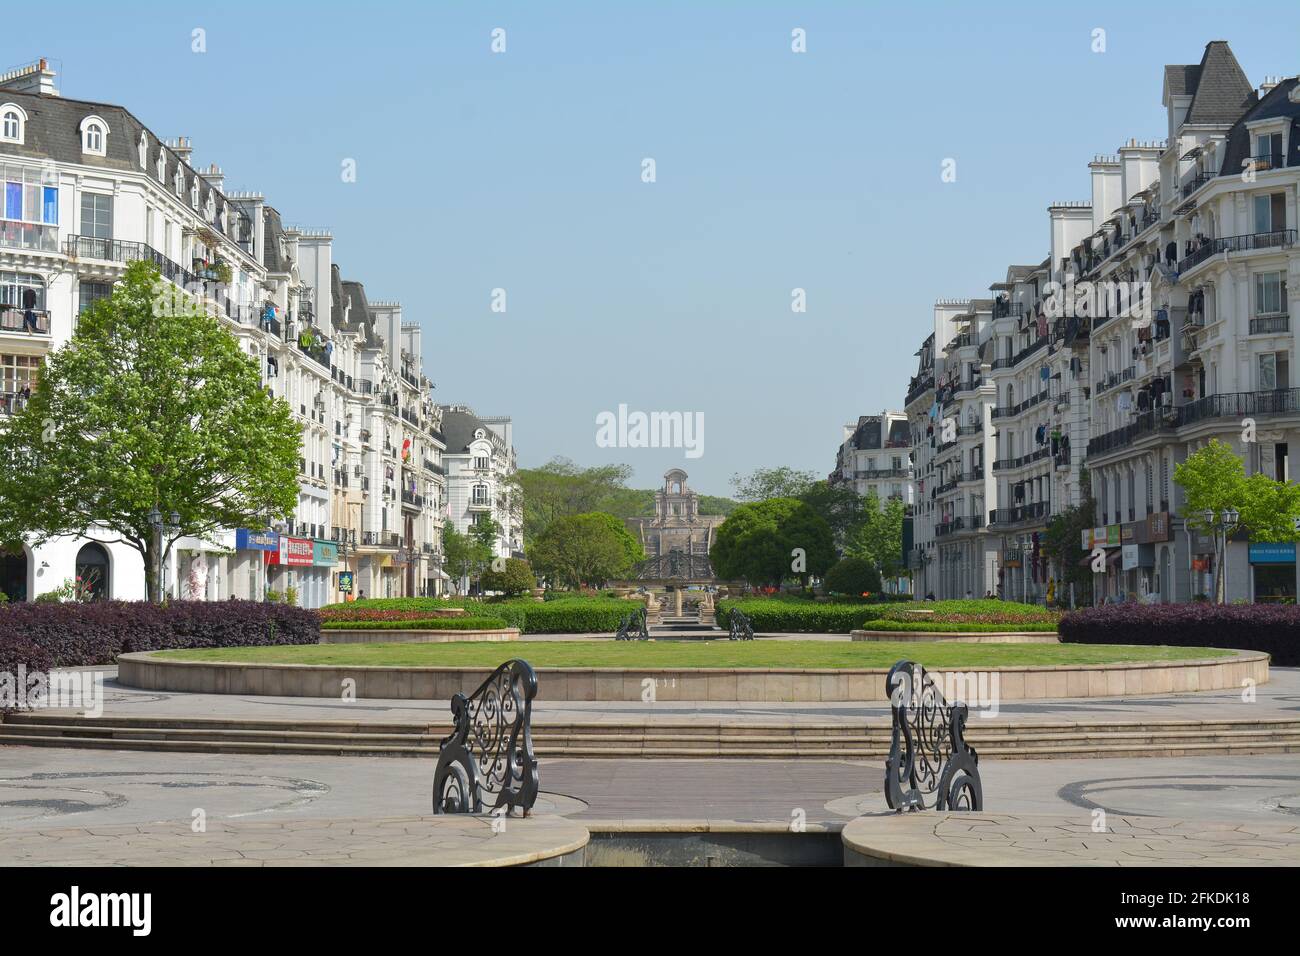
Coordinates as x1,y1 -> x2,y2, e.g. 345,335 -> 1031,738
143,538 -> 159,604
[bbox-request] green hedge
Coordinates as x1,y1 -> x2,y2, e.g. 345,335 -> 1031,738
716,597 -> 1055,634
320,597 -> 478,613
321,616 -> 509,631
862,619 -> 1060,633
492,598 -> 632,634
716,598 -> 892,633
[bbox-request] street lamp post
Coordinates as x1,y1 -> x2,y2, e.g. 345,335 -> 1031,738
146,508 -> 181,602
1201,507 -> 1240,603
148,507 -> 162,604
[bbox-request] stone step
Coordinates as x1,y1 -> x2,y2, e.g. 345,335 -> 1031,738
8,712 -> 1300,736
1,732 -> 1298,760
3,713 -> 1300,760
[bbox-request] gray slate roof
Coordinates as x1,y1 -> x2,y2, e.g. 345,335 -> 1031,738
1218,77 -> 1300,175
0,87 -> 250,253
439,407 -> 490,454
1168,41 -> 1256,126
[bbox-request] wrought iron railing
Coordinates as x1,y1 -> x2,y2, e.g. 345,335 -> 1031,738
1177,229 -> 1296,274
884,660 -> 982,811
727,608 -> 754,641
615,607 -> 649,641
432,659 -> 538,816
1250,313 -> 1290,335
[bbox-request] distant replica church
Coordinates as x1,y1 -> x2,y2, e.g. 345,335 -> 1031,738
624,470 -> 725,581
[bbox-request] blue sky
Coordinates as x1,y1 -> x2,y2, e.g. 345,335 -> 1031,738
6,2 -> 1300,494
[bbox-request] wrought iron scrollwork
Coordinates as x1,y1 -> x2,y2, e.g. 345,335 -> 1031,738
883,659 -> 982,812
727,608 -> 754,641
432,658 -> 539,816
615,607 -> 649,641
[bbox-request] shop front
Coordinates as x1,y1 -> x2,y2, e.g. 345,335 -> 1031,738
1249,542 -> 1296,603
266,535 -> 312,605
1084,512 -> 1172,603
231,528 -> 278,601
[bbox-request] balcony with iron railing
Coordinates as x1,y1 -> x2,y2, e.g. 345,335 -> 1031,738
853,467 -> 909,479
987,501 -> 1050,527
1177,229 -> 1296,275
401,489 -> 425,509
360,530 -> 401,549
991,390 -> 1048,420
1249,313 -> 1290,335
1085,387 -> 1300,458
906,374 -> 936,406
1180,171 -> 1213,199
0,305 -> 50,335
991,446 -> 1051,472
1247,152 -> 1286,173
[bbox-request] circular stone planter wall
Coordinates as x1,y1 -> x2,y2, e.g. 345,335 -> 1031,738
320,627 -> 519,645
850,630 -> 1059,644
117,649 -> 1268,702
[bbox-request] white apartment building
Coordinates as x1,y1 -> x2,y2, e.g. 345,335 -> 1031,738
829,412 -> 913,505
1078,42 -> 1300,604
438,405 -> 522,590
903,41 -> 1300,606
0,59 -> 455,606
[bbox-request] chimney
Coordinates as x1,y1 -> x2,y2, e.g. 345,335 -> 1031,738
169,136 -> 194,164
200,162 -> 224,191
1259,75 -> 1281,97
0,57 -> 59,96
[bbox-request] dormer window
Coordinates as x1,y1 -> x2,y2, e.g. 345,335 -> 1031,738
156,148 -> 167,181
137,131 -> 148,169
189,180 -> 199,209
204,193 -> 215,221
174,167 -> 184,197
80,115 -> 108,156
1,104 -> 26,144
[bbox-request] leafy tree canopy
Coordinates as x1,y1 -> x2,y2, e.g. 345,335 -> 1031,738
0,261 -> 300,600
527,511 -> 643,589
711,497 -> 834,586
729,466 -> 818,503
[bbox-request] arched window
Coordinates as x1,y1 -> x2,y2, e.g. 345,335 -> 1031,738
75,542 -> 110,600
80,115 -> 109,156
0,104 -> 25,144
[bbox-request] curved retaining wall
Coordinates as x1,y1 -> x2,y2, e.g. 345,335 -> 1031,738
118,650 -> 1268,702
319,627 -> 519,645
850,630 -> 1059,644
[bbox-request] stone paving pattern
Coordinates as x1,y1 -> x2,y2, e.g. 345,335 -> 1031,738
842,812 -> 1300,866
1,814 -> 588,867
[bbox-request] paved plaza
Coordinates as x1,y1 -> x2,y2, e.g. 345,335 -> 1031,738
30,664 -> 1300,726
3,666 -> 1298,864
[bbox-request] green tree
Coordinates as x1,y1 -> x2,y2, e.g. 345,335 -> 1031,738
823,556 -> 883,596
514,458 -> 639,540
711,497 -> 834,586
479,557 -> 536,596
1042,485 -> 1095,607
0,261 -> 300,601
442,520 -> 494,593
799,480 -> 867,549
1174,440 -> 1300,602
729,466 -> 818,503
845,493 -> 906,580
527,511 -> 642,589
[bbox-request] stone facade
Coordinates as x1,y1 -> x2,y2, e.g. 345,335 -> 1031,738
624,469 -> 724,580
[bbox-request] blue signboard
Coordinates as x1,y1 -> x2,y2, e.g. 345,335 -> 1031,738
1248,542 -> 1296,564
235,529 -> 278,552
337,571 -> 354,593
